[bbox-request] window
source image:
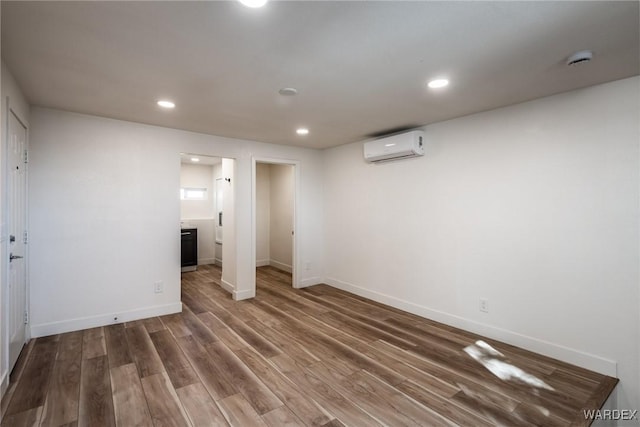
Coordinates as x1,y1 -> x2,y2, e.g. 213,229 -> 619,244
180,187 -> 207,200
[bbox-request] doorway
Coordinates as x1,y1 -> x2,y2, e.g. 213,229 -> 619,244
253,159 -> 297,287
179,154 -> 223,271
180,153 -> 237,297
6,110 -> 28,372
180,154 -> 235,293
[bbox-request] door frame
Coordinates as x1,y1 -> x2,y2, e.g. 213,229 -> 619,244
251,157 -> 300,288
2,103 -> 30,385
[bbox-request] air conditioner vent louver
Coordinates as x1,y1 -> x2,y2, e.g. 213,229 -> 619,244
363,130 -> 425,163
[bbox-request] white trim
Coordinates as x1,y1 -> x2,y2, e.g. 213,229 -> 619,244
269,259 -> 292,273
234,288 -> 255,301
29,302 -> 182,338
325,276 -> 618,377
197,257 -> 215,265
220,278 -> 234,294
1,369 -> 8,399
214,258 -> 223,267
297,276 -> 323,289
256,259 -> 270,267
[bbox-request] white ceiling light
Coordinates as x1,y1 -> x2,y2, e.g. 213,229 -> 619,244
296,128 -> 309,135
427,78 -> 449,89
238,0 -> 268,8
191,157 -> 200,162
157,100 -> 175,109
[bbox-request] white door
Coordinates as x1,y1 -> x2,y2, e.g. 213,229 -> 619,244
8,111 -> 28,371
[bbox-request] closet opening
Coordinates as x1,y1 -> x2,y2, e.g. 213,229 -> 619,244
253,159 -> 298,288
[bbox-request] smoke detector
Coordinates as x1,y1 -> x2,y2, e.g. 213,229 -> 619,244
566,50 -> 593,66
278,87 -> 298,96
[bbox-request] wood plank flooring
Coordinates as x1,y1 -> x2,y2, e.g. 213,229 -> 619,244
1,265 -> 617,426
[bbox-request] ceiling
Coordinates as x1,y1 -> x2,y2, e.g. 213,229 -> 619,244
2,1 -> 638,149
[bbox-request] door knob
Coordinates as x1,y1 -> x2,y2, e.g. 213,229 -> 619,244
9,253 -> 23,261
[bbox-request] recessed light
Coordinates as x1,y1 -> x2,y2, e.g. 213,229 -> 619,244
296,128 -> 309,135
427,79 -> 449,89
238,0 -> 268,8
157,100 -> 175,109
191,157 -> 200,162
278,87 -> 298,96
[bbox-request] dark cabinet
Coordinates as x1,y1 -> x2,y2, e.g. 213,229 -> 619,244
181,228 -> 198,270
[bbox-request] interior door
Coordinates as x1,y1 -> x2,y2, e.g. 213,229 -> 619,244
8,111 -> 28,371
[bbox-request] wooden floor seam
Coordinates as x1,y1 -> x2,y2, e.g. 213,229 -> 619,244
0,264 -> 617,426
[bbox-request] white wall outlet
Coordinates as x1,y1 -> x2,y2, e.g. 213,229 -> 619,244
154,281 -> 164,293
479,298 -> 489,313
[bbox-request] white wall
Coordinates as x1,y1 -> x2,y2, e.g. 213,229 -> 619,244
28,109 -> 182,336
323,77 -> 640,415
0,61 -> 30,398
27,107 -> 325,335
180,163 -> 214,220
269,164 -> 294,272
213,162 -> 223,265
221,158 -> 236,292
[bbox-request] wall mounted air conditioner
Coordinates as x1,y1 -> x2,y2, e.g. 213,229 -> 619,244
363,130 -> 425,163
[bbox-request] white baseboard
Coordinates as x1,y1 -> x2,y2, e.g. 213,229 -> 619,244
29,302 -> 183,338
297,276 -> 323,289
198,258 -> 215,265
325,277 -> 617,377
256,259 -> 270,267
214,258 -> 223,267
219,273 -> 252,300
270,260 -> 292,273
234,288 -> 255,301
1,369 -> 8,401
220,279 -> 234,294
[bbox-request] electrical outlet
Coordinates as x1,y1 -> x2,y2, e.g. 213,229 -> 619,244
154,281 -> 164,293
479,298 -> 489,313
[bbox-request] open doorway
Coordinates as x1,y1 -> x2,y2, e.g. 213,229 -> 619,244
253,159 -> 297,288
179,153 -> 235,288
180,154 -> 221,271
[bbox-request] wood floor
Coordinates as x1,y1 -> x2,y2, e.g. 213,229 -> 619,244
1,265 -> 617,427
